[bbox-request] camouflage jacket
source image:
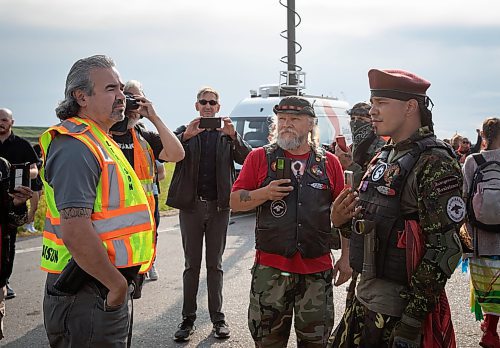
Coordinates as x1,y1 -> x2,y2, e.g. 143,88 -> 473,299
386,127 -> 464,321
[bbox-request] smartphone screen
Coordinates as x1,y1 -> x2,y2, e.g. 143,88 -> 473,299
9,162 -> 31,192
199,117 -> 222,129
276,157 -> 291,180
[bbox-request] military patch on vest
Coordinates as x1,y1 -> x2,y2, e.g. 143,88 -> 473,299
376,185 -> 396,196
271,200 -> 287,218
308,182 -> 328,190
446,196 -> 466,223
360,180 -> 369,192
371,163 -> 388,182
310,164 -> 323,176
433,175 -> 460,195
383,163 -> 400,186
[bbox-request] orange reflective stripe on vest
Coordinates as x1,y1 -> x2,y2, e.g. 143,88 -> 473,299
40,117 -> 154,273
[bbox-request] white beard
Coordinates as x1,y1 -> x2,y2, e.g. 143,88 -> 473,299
277,132 -> 306,150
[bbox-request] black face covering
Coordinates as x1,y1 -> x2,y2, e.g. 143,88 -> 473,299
351,119 -> 373,145
350,119 -> 377,167
110,116 -> 129,133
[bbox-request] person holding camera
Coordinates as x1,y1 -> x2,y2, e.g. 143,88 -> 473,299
40,55 -> 157,347
167,87 -> 251,342
230,96 -> 359,347
110,80 -> 184,289
0,157 -> 32,340
0,107 -> 39,299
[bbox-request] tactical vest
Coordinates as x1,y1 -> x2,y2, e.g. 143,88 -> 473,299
255,145 -> 333,258
350,136 -> 452,285
39,117 -> 155,274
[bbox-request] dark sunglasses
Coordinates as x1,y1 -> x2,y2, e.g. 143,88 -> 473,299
462,141 -> 470,144
198,99 -> 218,106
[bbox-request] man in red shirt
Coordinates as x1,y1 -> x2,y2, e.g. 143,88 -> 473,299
230,96 -> 360,347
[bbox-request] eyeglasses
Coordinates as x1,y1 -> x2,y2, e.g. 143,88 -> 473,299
462,141 -> 470,144
198,99 -> 218,106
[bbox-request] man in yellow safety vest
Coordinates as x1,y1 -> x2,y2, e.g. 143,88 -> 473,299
40,55 -> 156,348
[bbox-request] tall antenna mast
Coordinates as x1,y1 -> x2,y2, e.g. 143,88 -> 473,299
279,0 -> 305,96
287,0 -> 297,86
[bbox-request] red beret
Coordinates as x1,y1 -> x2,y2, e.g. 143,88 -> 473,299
368,69 -> 430,100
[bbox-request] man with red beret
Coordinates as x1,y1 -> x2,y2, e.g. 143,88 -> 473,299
231,96 -> 360,347
330,69 -> 464,348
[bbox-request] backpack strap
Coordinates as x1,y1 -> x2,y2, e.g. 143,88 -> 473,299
472,153 -> 486,166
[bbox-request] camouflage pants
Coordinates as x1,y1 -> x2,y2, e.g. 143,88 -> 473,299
327,297 -> 399,348
248,264 -> 334,348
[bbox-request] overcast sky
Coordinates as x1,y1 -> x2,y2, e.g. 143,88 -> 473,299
1,0 -> 499,141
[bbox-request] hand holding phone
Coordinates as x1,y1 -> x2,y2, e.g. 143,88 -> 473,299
336,135 -> 348,153
9,162 -> 31,193
199,117 -> 223,129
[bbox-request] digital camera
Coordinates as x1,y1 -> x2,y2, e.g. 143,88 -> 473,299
125,94 -> 140,111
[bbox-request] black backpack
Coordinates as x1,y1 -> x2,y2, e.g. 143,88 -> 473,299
466,153 -> 500,232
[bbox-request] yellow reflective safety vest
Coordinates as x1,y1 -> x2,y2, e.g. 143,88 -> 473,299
39,117 -> 155,274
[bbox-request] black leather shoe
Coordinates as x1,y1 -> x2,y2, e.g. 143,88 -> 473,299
174,318 -> 195,342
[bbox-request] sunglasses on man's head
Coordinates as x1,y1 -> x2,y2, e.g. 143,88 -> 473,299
198,99 -> 218,106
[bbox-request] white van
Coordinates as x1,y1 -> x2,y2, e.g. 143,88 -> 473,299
230,84 -> 352,150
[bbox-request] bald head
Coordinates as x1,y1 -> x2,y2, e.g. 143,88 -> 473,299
0,108 -> 13,119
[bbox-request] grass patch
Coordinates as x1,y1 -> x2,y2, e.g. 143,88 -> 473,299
12,126 -> 48,144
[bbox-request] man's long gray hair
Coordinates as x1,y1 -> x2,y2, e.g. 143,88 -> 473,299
268,115 -> 320,149
55,55 -> 115,120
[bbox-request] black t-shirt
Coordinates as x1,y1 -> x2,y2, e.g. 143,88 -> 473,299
0,132 -> 38,166
197,130 -> 218,200
111,125 -> 164,168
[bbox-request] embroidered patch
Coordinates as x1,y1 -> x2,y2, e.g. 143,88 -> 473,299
371,163 -> 388,182
270,200 -> 287,218
383,164 -> 400,187
360,180 -> 369,192
433,176 -> 460,195
376,186 -> 396,196
446,196 -> 466,223
311,164 -> 323,176
308,182 -> 328,190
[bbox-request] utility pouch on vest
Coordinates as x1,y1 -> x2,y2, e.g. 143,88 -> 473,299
353,219 -> 377,280
53,258 -> 90,295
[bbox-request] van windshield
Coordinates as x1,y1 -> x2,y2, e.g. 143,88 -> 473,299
232,117 -> 271,148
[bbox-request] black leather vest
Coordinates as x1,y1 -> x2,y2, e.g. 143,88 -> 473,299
350,136 -> 452,285
255,145 -> 333,258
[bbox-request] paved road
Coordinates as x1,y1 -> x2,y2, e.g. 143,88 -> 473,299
3,212 -> 482,347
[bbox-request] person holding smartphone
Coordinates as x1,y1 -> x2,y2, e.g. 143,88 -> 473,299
167,87 -> 251,342
230,96 -> 360,347
0,108 -> 39,300
0,157 -> 32,340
